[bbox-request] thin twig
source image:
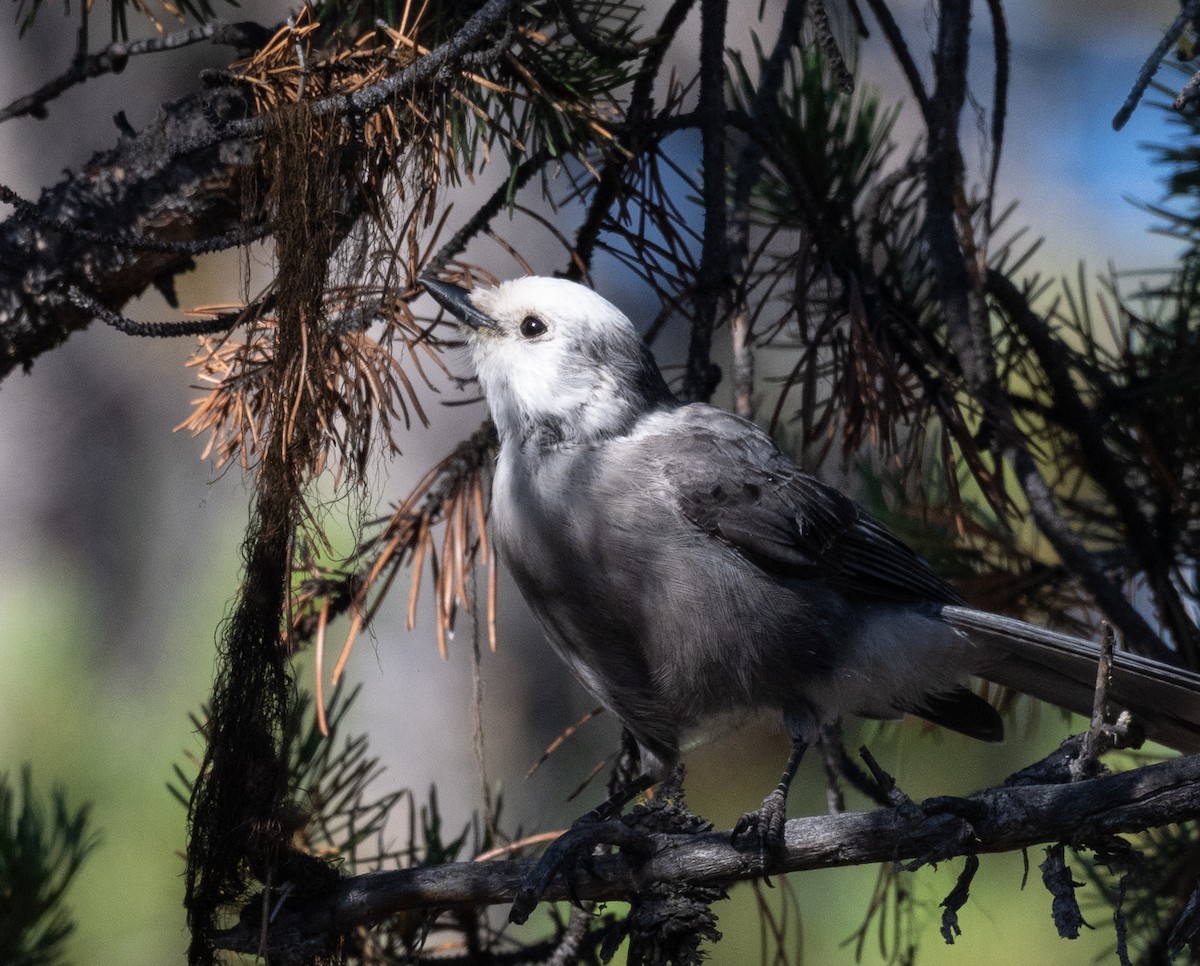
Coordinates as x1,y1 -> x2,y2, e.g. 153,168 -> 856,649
981,0 -> 1009,254
67,286 -> 242,338
1075,622 -> 1118,779
727,0 -> 809,419
818,723 -> 846,814
426,150 -> 552,276
0,21 -> 267,124
469,567 -> 496,839
1174,68 -> 1200,111
683,0 -> 731,403
290,15 -> 309,102
544,903 -> 597,966
861,0 -> 930,118
1112,0 -> 1200,131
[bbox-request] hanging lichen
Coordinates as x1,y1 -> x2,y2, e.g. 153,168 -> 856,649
184,97 -> 352,966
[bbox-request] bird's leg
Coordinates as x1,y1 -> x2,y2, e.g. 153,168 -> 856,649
509,773 -> 657,925
732,738 -> 807,858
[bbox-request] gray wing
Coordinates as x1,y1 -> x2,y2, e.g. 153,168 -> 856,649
634,404 -> 1000,742
664,405 -> 964,607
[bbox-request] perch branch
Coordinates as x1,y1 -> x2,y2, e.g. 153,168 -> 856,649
210,752 -> 1200,959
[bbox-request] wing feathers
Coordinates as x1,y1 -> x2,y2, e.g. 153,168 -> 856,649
668,406 -> 961,605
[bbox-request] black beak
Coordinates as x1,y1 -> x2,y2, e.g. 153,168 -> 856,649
420,277 -> 499,331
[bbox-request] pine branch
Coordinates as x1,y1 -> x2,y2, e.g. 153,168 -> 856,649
919,0 -> 1172,659
170,0 -> 515,157
209,751 -> 1200,960
987,270 -> 1195,664
0,2 -> 515,381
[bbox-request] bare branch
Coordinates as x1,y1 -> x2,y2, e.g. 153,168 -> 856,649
727,0 -> 808,418
210,751 -> 1200,960
66,286 -> 238,338
1174,68 -> 1200,112
1076,622 -> 1119,778
683,0 -> 730,403
0,20 -> 270,124
1113,0 -> 1200,131
862,0 -> 930,117
810,0 -> 853,94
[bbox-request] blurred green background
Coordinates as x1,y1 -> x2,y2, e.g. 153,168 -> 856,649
0,1 -> 1186,963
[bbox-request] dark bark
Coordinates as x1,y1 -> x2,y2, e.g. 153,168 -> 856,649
0,83 -> 256,378
210,751 -> 1200,960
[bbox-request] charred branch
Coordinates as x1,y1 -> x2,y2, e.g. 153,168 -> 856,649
210,751 -> 1200,961
0,83 -> 258,378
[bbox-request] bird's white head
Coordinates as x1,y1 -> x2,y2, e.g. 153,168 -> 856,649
423,276 -> 674,447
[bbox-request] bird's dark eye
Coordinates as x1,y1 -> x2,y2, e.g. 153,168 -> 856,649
519,315 -> 547,338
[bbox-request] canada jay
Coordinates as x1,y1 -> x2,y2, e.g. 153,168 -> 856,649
422,274 -> 1200,848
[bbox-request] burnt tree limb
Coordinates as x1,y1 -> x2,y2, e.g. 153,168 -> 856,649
0,83 -> 258,379
211,751 -> 1200,959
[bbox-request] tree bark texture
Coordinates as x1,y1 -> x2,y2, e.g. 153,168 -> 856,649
0,84 -> 254,378
211,751 -> 1200,958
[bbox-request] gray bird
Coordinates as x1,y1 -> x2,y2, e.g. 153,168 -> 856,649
421,274 -> 1200,849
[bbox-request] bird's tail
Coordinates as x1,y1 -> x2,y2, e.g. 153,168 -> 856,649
940,605 -> 1200,754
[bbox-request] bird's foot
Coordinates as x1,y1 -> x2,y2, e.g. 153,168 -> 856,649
509,815 -> 654,925
731,788 -> 788,862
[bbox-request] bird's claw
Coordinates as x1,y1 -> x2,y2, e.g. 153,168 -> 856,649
510,883 -> 545,926
509,816 -> 653,925
732,788 -> 788,862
